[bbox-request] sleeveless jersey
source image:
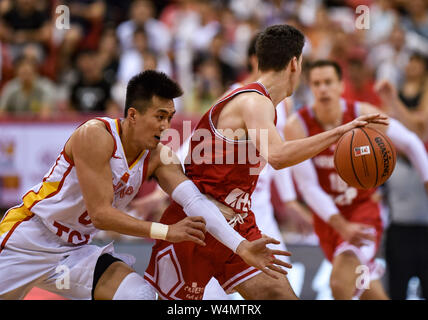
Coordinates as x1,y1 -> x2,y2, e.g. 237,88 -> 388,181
297,99 -> 376,209
184,82 -> 276,214
15,117 -> 151,245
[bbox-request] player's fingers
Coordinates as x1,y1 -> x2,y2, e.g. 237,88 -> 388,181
188,221 -> 207,233
185,234 -> 206,246
186,227 -> 205,241
188,216 -> 206,225
260,266 -> 279,280
269,249 -> 292,257
358,233 -> 376,242
259,236 -> 281,245
272,258 -> 292,269
266,264 -> 288,276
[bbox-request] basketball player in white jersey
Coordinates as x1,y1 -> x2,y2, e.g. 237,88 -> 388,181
0,70 -> 291,300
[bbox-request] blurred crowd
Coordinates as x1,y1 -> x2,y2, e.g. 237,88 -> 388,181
0,0 -> 425,138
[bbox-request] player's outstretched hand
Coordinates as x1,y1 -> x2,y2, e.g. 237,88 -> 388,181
166,216 -> 207,246
235,237 -> 292,280
342,113 -> 389,134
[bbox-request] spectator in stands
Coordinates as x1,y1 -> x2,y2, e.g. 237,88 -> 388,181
69,50 -> 118,116
96,27 -> 120,86
393,53 -> 428,142
368,23 -> 412,87
117,26 -> 171,84
342,56 -> 382,107
0,56 -> 55,119
401,0 -> 428,40
191,55 -> 224,113
0,0 -> 51,62
116,0 -> 171,55
63,0 -> 105,50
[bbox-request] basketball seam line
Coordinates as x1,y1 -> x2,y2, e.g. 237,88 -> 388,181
360,127 -> 379,188
350,129 -> 366,189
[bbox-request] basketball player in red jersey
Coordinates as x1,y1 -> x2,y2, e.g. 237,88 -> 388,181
285,60 -> 428,299
144,25 -> 389,300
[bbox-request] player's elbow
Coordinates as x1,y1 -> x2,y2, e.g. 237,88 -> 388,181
268,151 -> 293,170
87,209 -> 108,230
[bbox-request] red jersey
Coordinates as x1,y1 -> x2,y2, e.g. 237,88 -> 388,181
184,82 -> 276,214
297,99 -> 376,210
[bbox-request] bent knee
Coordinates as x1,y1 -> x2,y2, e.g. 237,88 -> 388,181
237,274 -> 298,300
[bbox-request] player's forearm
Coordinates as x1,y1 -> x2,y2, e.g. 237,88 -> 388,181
90,206 -> 154,238
270,127 -> 343,169
328,214 -> 348,234
171,180 -> 245,252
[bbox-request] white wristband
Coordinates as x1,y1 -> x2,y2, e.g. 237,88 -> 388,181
150,222 -> 169,240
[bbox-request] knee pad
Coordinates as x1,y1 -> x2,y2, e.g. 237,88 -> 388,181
113,272 -> 156,300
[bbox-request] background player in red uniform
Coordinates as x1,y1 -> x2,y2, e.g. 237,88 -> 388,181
145,25 -> 388,300
285,60 -> 428,299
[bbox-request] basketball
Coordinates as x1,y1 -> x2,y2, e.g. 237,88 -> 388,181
334,127 -> 396,189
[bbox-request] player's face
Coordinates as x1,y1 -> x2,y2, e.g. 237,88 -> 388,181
308,66 -> 343,105
134,96 -> 176,150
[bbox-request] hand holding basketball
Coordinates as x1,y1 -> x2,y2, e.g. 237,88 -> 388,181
339,113 -> 389,135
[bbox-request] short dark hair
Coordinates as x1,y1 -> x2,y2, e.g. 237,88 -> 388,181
308,60 -> 343,80
256,24 -> 305,72
246,32 -> 260,72
124,70 -> 183,117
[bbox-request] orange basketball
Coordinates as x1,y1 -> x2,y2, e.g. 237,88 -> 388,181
334,127 -> 396,189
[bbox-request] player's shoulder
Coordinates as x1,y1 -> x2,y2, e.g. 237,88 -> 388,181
232,91 -> 274,115
69,119 -> 115,156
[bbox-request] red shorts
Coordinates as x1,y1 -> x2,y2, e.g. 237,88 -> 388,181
313,200 -> 383,264
144,201 -> 262,300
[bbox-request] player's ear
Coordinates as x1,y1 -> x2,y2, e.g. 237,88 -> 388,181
290,56 -> 298,72
127,107 -> 138,124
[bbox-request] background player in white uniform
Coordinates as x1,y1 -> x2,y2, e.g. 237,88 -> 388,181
0,70 -> 290,300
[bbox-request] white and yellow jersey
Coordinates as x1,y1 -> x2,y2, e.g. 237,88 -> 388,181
0,117 -> 151,246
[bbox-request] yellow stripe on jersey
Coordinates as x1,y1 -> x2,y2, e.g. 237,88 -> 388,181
115,119 -> 120,135
129,151 -> 145,170
22,181 -> 61,210
0,206 -> 32,237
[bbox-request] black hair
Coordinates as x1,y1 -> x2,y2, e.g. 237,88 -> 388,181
308,60 -> 343,80
124,70 -> 183,117
247,32 -> 260,72
256,24 -> 305,72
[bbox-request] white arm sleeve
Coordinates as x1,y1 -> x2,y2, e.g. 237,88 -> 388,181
272,167 -> 297,203
291,159 -> 340,223
171,180 -> 245,253
387,119 -> 428,182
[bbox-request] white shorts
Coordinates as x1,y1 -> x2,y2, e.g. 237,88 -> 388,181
0,213 -> 130,300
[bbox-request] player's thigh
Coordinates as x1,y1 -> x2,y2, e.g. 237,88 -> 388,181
93,261 -> 135,300
234,272 -> 298,300
330,250 -> 361,287
360,279 -> 389,300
